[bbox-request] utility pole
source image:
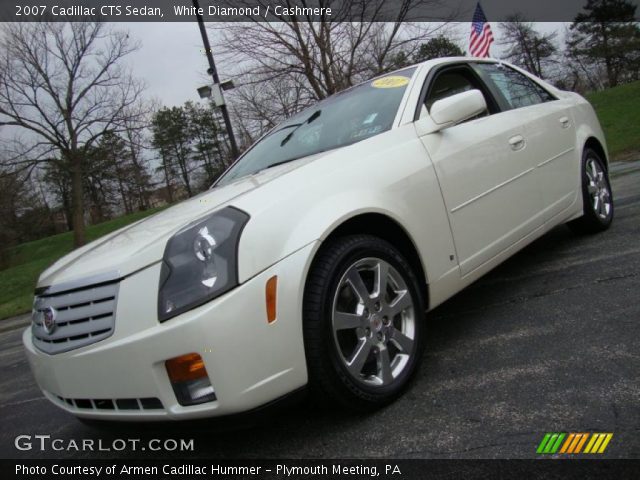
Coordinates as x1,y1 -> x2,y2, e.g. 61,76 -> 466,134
192,0 -> 239,160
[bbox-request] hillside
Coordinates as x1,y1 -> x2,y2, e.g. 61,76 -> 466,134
0,208 -> 164,319
587,80 -> 640,161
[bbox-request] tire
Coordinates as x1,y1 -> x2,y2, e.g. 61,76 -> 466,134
568,148 -> 614,234
303,234 -> 426,410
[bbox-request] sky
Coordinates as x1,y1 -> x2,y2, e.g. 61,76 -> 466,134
124,23 -> 212,107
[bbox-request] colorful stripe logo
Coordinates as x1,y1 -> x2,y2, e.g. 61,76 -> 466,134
537,433 -> 613,454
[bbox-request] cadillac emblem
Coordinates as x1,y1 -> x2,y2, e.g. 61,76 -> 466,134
42,306 -> 57,334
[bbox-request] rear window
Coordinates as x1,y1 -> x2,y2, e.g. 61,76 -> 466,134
475,63 -> 554,110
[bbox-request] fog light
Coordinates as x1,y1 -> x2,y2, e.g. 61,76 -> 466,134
165,353 -> 216,406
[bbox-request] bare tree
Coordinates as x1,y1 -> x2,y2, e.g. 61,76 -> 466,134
0,22 -> 146,246
212,0 -> 454,137
498,15 -> 558,79
0,163 -> 55,261
42,158 -> 74,230
231,74 -> 312,140
120,104 -> 154,211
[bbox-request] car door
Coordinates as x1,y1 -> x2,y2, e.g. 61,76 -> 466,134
472,63 -> 578,221
415,63 -> 544,276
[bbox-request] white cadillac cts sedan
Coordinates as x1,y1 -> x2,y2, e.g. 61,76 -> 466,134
24,58 -> 613,421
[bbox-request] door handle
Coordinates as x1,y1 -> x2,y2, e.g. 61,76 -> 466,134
508,135 -> 525,151
559,116 -> 571,128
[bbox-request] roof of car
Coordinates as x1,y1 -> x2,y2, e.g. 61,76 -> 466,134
417,56 -> 498,70
366,57 -> 499,85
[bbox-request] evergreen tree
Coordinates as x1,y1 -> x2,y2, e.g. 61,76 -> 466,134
567,0 -> 640,88
413,36 -> 464,63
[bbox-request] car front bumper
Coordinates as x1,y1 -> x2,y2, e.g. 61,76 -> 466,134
23,242 -> 316,421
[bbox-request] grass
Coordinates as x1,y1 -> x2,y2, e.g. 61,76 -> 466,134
0,207 -> 165,320
587,80 -> 640,161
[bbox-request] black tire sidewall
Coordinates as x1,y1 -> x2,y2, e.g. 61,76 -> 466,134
303,235 -> 426,407
581,149 -> 614,228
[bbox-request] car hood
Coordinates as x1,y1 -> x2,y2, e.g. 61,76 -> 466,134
38,153 -> 324,288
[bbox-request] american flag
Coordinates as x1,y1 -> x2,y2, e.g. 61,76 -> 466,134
469,2 -> 494,58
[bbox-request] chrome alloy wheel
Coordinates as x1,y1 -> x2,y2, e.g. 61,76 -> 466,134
585,156 -> 612,220
331,257 -> 416,387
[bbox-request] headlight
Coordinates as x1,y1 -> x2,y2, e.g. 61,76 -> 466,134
158,207 -> 249,322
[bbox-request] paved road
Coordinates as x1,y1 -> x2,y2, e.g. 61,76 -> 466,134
1,162 -> 639,460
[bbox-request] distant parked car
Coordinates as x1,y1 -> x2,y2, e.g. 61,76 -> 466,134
24,58 -> 613,421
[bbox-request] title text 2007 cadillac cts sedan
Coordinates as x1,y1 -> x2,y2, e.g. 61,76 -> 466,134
24,58 -> 614,421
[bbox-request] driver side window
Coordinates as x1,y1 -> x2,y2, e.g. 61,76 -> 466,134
425,72 -> 475,111
420,67 -> 492,121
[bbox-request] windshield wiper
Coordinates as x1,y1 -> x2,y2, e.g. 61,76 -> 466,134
254,158 -> 299,174
280,110 -> 322,147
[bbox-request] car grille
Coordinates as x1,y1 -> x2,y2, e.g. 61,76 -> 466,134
52,394 -> 163,411
32,280 -> 119,354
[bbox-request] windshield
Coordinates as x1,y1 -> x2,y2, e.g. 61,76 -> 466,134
216,67 -> 417,187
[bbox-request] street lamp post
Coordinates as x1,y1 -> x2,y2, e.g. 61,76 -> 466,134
192,0 -> 239,160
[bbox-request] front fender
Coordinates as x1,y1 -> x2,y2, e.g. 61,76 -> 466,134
568,94 -> 610,167
233,125 -> 456,291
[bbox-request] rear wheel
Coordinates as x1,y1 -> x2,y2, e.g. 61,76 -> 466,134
303,235 -> 426,410
568,148 -> 613,234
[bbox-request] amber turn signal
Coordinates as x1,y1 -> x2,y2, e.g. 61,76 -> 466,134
165,353 -> 216,406
266,275 -> 278,323
165,353 -> 207,383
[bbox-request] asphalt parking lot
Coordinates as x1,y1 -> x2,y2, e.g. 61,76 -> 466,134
1,161 -> 638,460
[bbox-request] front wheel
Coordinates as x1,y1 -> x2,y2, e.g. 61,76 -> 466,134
303,235 -> 426,410
568,148 -> 614,234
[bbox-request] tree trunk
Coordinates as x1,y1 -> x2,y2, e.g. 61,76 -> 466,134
600,22 -> 617,88
115,169 -> 132,214
138,185 -> 148,211
126,130 -> 148,211
70,153 -> 86,247
94,178 -> 108,221
161,151 -> 174,204
62,192 -> 74,231
181,164 -> 193,197
174,144 -> 192,197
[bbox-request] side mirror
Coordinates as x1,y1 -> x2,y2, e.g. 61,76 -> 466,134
416,90 -> 487,135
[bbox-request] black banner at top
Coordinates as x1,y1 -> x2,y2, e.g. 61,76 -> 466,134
1,0 -> 640,23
